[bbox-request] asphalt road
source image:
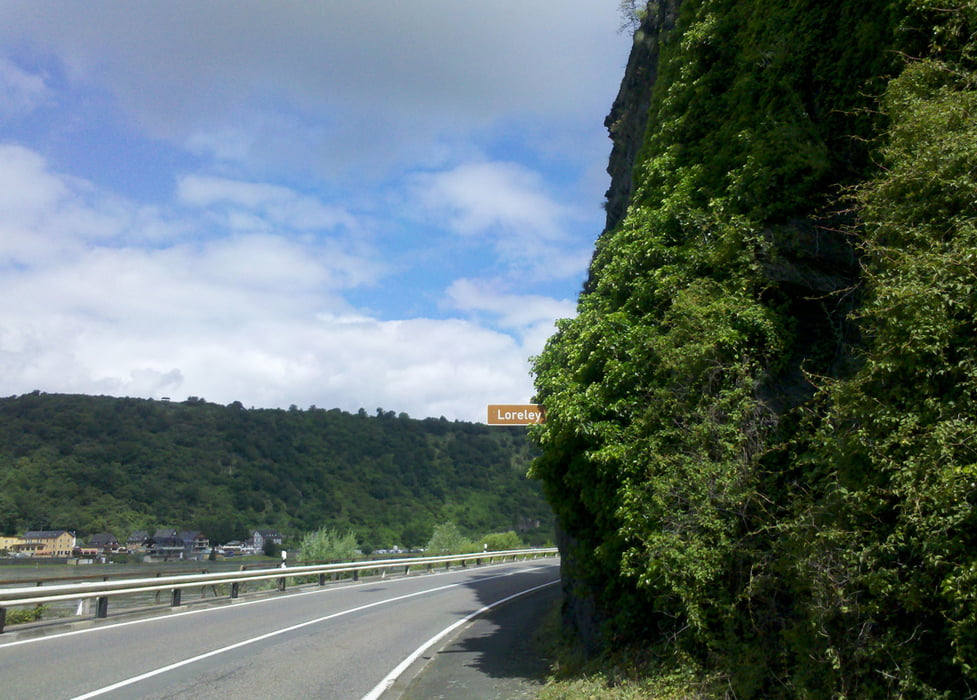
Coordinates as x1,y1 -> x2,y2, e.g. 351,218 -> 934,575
397,581 -> 559,699
0,559 -> 559,700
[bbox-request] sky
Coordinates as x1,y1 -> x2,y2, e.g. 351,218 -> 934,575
0,1 -> 632,422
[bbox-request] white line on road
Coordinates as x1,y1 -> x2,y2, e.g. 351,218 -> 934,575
360,578 -> 559,700
66,568 -> 554,700
0,559 -> 532,649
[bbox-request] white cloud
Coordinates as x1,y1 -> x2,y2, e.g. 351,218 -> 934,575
0,143 -> 176,266
408,160 -> 595,282
0,0 -> 629,420
178,175 -> 356,232
0,57 -> 51,120
446,278 -> 576,359
0,146 -> 543,420
0,1 -> 629,177
0,299 -> 537,421
412,161 -> 568,240
447,278 -> 575,330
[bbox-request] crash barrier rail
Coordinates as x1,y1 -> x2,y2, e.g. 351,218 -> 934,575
0,548 -> 558,633
0,565 -> 221,589
0,559 -> 311,590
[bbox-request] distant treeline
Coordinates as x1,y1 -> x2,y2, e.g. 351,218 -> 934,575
0,392 -> 551,550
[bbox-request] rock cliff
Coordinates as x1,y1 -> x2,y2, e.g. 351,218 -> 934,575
536,1 -> 977,694
602,1 -> 682,234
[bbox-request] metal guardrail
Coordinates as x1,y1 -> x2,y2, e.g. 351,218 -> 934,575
0,548 -> 558,633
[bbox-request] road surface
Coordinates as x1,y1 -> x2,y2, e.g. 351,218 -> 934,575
0,558 -> 559,699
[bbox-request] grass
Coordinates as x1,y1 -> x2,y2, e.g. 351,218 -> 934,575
533,601 -> 726,699
4,605 -> 48,625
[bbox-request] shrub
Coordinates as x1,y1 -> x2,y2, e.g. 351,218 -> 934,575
426,522 -> 475,554
298,527 -> 359,563
480,531 -> 523,551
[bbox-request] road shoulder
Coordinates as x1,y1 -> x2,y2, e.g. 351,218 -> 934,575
392,582 -> 559,699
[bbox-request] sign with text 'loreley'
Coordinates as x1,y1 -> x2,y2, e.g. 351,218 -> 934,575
486,404 -> 545,425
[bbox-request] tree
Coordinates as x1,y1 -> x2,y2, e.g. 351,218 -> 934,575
426,522 -> 472,554
480,531 -> 522,551
299,527 -> 359,562
617,0 -> 649,33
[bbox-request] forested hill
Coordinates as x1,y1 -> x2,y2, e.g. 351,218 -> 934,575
532,0 -> 977,697
0,392 -> 550,549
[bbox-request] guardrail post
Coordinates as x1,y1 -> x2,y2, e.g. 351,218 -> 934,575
0,549 -> 556,631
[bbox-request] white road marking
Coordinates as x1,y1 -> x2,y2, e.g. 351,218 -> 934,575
0,559 -> 529,649
62,566 -> 553,699
360,578 -> 559,700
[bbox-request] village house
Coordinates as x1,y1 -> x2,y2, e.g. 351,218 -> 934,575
178,531 -> 210,558
250,529 -> 283,553
149,528 -> 184,560
87,532 -> 120,552
73,545 -> 101,559
0,535 -> 23,554
127,531 -> 150,552
20,530 -> 76,557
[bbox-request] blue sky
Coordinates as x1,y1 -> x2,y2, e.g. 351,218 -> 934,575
0,1 -> 632,421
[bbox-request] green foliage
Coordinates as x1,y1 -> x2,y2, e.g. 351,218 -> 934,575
480,530 -> 523,551
299,527 -> 359,563
539,648 -> 722,700
617,0 -> 649,33
4,605 -> 47,626
794,54 -> 977,696
532,0 -> 977,696
262,539 -> 282,559
426,521 -> 475,554
0,393 -> 552,549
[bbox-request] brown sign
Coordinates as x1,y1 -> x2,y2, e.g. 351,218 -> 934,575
486,404 -> 545,425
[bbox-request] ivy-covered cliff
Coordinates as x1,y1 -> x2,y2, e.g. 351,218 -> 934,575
532,1 -> 977,696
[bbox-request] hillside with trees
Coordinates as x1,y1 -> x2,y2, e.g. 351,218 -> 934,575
0,392 -> 550,550
532,0 -> 977,696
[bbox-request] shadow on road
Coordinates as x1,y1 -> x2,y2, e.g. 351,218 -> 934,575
400,563 -> 561,699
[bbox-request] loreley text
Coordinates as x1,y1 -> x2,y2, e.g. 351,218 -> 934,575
486,404 -> 546,425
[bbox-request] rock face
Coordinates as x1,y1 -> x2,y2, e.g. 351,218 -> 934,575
562,0 -> 866,654
561,1 -> 685,653
602,1 -> 682,234
539,2 -> 977,693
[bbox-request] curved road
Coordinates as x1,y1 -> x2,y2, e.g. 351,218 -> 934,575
0,559 -> 559,699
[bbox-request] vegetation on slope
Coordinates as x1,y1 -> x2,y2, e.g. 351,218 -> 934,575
532,0 -> 977,696
0,392 -> 551,550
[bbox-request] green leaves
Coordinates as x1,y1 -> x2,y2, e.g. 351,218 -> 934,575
796,55 -> 977,693
299,527 -> 359,563
530,0 -> 977,695
0,394 -> 551,550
